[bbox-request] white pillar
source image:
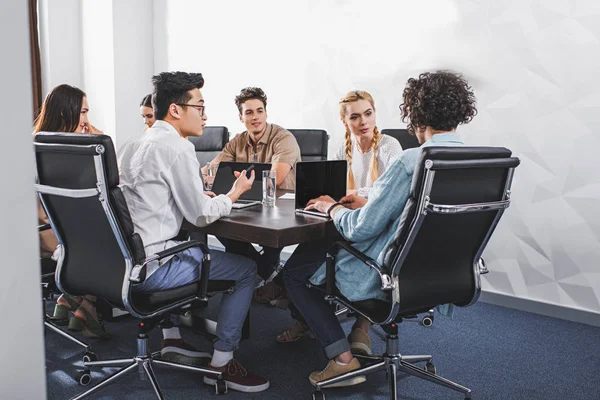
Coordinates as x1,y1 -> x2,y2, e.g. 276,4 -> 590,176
0,1 -> 47,398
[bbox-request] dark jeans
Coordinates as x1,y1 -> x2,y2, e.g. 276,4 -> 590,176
217,238 -> 282,281
282,240 -> 351,359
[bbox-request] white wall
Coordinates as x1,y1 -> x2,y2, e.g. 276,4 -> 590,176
38,0 -> 600,320
0,1 -> 47,399
38,0 -> 83,94
39,0 -> 155,149
158,0 -> 600,317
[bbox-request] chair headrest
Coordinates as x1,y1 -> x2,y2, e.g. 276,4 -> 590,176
188,126 -> 229,151
34,132 -> 119,188
411,146 -> 513,194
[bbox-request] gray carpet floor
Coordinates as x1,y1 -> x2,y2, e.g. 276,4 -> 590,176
45,296 -> 600,400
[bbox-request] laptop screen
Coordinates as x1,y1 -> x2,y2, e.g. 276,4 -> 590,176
295,160 -> 347,209
211,162 -> 272,201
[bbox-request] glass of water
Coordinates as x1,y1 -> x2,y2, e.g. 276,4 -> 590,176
205,162 -> 218,190
262,170 -> 276,207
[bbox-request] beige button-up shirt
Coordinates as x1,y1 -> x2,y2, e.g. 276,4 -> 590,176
216,123 -> 301,190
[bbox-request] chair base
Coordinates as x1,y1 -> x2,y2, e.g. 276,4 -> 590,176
70,324 -> 225,400
44,319 -> 90,351
313,331 -> 472,400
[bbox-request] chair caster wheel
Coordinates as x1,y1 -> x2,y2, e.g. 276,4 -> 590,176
421,315 -> 434,327
312,391 -> 325,400
214,378 -> 227,394
425,362 -> 436,374
75,370 -> 92,386
83,351 -> 97,363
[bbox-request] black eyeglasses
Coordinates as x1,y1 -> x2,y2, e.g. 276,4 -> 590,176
176,103 -> 206,116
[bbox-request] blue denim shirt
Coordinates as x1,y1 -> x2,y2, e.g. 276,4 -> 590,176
310,133 -> 464,307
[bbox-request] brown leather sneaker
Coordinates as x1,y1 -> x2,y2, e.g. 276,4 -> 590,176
348,328 -> 372,355
160,339 -> 211,366
309,358 -> 366,387
203,359 -> 270,393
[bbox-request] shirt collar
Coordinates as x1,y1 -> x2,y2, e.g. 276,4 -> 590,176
246,123 -> 272,146
422,132 -> 463,147
151,120 -> 182,138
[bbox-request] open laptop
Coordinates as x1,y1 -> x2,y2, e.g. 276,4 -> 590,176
211,162 -> 272,209
295,160 -> 347,218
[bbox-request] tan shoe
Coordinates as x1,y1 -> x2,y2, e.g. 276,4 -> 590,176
308,358 -> 366,387
348,328 -> 372,355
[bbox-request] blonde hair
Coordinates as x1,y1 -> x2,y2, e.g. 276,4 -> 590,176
339,90 -> 381,190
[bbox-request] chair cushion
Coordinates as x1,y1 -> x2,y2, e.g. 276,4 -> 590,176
131,280 -> 235,313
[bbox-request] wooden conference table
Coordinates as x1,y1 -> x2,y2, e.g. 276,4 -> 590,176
183,191 -> 337,249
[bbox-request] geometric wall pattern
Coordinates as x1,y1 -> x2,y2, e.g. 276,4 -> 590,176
163,0 -> 600,315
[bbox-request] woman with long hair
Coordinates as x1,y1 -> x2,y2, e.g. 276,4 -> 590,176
35,84 -> 109,340
334,90 -> 402,198
276,91 -> 402,344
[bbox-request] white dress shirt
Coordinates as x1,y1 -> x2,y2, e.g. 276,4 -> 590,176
118,120 -> 232,277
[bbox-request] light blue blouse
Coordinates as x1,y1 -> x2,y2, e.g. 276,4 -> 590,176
310,133 -> 464,304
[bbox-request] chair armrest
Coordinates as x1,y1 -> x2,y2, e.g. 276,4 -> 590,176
38,224 -> 51,232
478,257 -> 488,275
130,241 -> 211,299
326,241 -> 394,296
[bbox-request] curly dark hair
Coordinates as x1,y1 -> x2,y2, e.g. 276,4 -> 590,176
151,71 -> 204,120
400,71 -> 477,134
235,87 -> 267,113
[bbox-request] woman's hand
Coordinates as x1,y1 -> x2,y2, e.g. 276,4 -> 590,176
83,123 -> 103,134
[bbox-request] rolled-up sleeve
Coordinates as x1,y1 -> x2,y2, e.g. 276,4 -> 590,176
270,133 -> 301,167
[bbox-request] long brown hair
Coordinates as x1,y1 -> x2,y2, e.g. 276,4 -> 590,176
33,84 -> 86,134
339,90 -> 381,190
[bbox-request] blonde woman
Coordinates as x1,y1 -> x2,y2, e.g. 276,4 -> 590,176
276,91 -> 401,346
334,90 -> 401,198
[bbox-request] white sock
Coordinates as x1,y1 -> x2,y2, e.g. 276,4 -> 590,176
162,327 -> 181,340
334,359 -> 349,366
211,350 -> 234,367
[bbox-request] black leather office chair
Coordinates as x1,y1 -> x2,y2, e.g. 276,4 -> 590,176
34,133 -> 233,399
188,126 -> 229,166
289,129 -> 329,161
313,147 -> 520,400
381,128 -> 421,150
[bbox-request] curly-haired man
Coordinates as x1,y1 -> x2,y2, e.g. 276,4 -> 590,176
280,70 -> 477,388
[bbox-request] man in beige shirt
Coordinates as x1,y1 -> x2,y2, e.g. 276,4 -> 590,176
205,88 -> 301,298
203,87 -> 301,190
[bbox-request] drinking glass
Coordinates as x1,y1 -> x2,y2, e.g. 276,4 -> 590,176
262,170 -> 276,207
205,162 -> 218,190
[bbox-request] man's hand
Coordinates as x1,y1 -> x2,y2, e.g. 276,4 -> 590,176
227,169 -> 255,203
304,195 -> 337,214
339,194 -> 367,210
204,191 -> 216,198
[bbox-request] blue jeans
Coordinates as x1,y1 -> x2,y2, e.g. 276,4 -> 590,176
133,247 -> 257,352
218,237 -> 282,281
283,240 -> 350,359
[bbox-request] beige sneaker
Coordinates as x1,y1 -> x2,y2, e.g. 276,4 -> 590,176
348,328 -> 372,355
308,358 -> 366,388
